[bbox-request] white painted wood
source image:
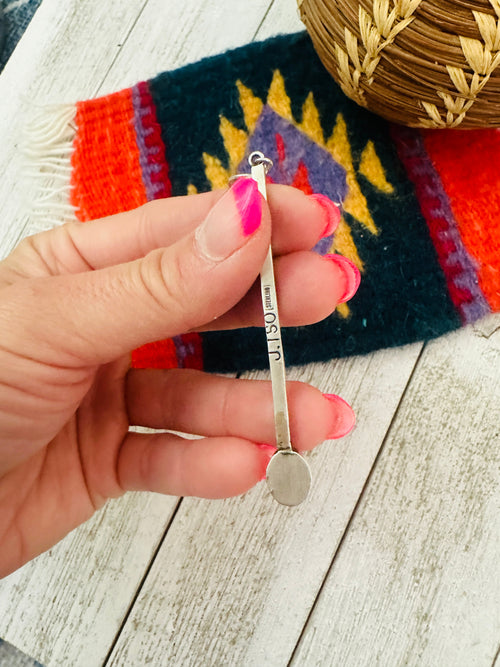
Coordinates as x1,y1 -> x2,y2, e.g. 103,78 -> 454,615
292,321 -> 500,667
103,0 -> 278,90
258,0 -> 305,38
106,346 -> 422,666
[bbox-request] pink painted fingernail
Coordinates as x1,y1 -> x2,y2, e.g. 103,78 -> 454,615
255,442 -> 277,480
231,177 -> 262,236
195,177 -> 262,261
324,254 -> 361,303
323,394 -> 356,438
309,193 -> 341,238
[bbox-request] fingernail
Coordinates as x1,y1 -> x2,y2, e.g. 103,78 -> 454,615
309,193 -> 341,238
323,394 -> 356,438
195,177 -> 262,261
324,254 -> 361,303
256,442 -> 277,480
232,177 -> 262,236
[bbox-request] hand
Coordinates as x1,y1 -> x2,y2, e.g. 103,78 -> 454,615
0,181 -> 357,577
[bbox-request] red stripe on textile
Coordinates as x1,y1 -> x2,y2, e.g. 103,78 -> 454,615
132,339 -> 179,370
135,81 -> 172,199
423,128 -> 500,311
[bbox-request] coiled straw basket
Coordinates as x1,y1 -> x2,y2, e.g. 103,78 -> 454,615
298,0 -> 500,128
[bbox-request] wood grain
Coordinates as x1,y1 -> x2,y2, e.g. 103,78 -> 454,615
291,321 -> 500,667
104,0 -> 280,90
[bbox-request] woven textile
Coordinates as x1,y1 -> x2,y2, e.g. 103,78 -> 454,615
0,0 -> 43,70
34,32 -> 500,373
0,639 -> 42,667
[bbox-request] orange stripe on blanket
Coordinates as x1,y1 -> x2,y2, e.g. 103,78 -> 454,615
71,90 -> 147,221
423,129 -> 500,311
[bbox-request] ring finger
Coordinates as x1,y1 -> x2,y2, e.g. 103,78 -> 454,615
125,368 -> 356,452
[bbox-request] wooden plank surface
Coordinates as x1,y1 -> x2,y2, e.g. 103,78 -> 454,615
104,0 -> 281,90
291,319 -> 500,667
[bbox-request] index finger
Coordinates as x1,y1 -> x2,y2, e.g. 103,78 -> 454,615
7,185 -> 335,280
70,184 -> 332,266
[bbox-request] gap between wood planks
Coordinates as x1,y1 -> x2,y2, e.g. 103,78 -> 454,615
89,0 -> 150,100
100,340 -> 427,664
102,497 -> 183,665
491,641 -> 500,667
101,368 -> 244,664
287,342 -> 428,666
255,0 -> 277,35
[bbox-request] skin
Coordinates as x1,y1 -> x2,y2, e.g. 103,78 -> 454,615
0,184 -> 356,578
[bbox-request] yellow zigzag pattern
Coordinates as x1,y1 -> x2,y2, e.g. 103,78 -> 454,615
197,71 -> 394,316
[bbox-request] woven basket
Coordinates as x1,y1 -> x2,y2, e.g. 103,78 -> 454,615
298,0 -> 500,128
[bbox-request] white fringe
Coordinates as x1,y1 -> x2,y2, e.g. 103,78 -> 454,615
22,103 -> 78,235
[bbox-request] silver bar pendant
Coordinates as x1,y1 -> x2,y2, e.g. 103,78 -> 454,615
248,151 -> 312,507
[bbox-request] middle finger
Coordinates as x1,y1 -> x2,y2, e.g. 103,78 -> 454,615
199,249 -> 360,331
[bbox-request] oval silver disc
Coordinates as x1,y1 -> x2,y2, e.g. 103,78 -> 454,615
266,450 -> 311,507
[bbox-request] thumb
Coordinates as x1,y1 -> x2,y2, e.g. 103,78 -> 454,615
3,178 -> 269,366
